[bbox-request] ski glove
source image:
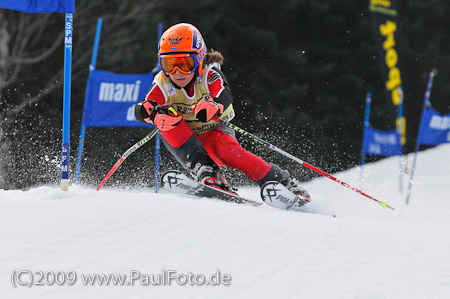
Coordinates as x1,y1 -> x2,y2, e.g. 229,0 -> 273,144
153,105 -> 182,131
192,98 -> 224,122
142,101 -> 182,131
141,101 -> 158,123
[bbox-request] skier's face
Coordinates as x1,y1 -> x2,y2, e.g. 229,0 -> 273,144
169,70 -> 195,88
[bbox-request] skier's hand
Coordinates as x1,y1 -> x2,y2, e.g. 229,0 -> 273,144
192,98 -> 224,122
140,100 -> 158,123
153,105 -> 182,131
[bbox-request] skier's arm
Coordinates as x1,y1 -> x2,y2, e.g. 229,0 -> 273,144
208,66 -> 233,109
134,83 -> 181,131
134,83 -> 166,124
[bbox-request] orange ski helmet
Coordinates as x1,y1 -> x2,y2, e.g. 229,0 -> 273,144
158,23 -> 207,77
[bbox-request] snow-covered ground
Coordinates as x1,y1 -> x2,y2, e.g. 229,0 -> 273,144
1,144 -> 449,299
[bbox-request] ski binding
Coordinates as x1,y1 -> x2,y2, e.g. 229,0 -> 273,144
161,170 -> 263,207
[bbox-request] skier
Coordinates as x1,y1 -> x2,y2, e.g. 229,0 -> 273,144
135,23 -> 310,201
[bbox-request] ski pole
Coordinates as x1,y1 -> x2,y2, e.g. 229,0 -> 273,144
217,118 -> 394,210
97,127 -> 159,190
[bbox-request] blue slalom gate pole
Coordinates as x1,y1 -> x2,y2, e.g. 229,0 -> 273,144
397,86 -> 405,193
61,13 -> 73,191
154,23 -> 163,193
405,71 -> 436,204
154,130 -> 160,193
74,18 -> 103,184
74,124 -> 86,184
359,92 -> 371,185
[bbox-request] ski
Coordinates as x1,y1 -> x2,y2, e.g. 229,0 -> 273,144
160,170 -> 319,213
260,181 -> 311,211
160,170 -> 263,207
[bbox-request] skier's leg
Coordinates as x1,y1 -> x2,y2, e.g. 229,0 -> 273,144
256,164 -> 311,200
197,126 -> 272,181
255,163 -> 290,186
160,119 -> 216,178
159,120 -> 231,190
198,126 -> 310,199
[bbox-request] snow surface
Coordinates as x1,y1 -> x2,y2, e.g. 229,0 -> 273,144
1,144 -> 450,299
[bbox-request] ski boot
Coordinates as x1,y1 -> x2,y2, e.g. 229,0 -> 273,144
257,164 -> 311,204
191,164 -> 236,194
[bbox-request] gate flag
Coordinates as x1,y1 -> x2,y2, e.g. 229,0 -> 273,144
360,92 -> 402,188
362,126 -> 402,156
82,69 -> 154,127
417,106 -> 450,146
0,0 -> 75,13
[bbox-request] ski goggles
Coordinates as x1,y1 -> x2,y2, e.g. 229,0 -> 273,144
159,54 -> 198,76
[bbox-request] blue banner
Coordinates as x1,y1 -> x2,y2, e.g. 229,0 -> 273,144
417,106 -> 450,145
0,0 -> 75,13
362,126 -> 402,156
82,69 -> 154,127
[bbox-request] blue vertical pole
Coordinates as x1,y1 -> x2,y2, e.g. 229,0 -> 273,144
360,92 -> 371,185
61,13 -> 73,191
74,127 -> 86,185
74,18 -> 103,184
154,128 -> 160,193
154,23 -> 163,193
405,71 -> 436,204
157,23 -> 163,71
397,86 -> 405,193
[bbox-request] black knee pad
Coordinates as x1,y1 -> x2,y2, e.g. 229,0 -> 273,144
161,134 -> 217,171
